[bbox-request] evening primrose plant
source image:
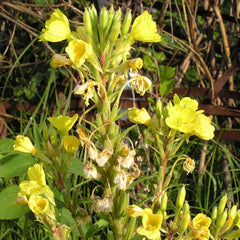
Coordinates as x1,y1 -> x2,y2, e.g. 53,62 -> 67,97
1,4 -> 239,240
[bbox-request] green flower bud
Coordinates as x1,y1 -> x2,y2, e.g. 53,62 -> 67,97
182,201 -> 190,215
104,5 -> 115,34
121,9 -> 132,35
50,128 -> 58,146
230,205 -> 237,220
109,20 -> 121,43
156,98 -> 163,120
99,7 -> 108,32
211,206 -> 218,220
216,209 -> 228,229
160,192 -> 168,212
43,124 -> 49,142
180,213 -> 191,232
84,8 -> 92,35
218,194 -> 227,214
176,185 -> 186,210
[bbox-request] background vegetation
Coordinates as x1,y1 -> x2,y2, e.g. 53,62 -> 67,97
0,0 -> 240,239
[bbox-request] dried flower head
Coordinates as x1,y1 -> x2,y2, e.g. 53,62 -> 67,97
92,195 -> 113,212
183,157 -> 195,174
83,163 -> 100,179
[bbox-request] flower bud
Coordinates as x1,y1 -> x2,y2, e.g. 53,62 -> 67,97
176,185 -> 186,210
43,124 -> 49,142
216,209 -> 228,229
160,192 -> 168,212
211,206 -> 217,220
180,213 -> 191,232
99,7 -> 108,31
121,9 -> 132,35
50,128 -> 58,146
83,8 -> 92,35
230,205 -> 237,220
218,194 -> 227,215
109,20 -> 121,43
183,201 -> 190,215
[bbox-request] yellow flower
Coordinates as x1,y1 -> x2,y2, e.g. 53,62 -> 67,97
130,11 -> 161,42
40,9 -> 71,42
65,39 -> 92,68
28,195 -> 49,215
191,114 -> 215,140
128,108 -> 152,125
63,135 -> 79,154
48,114 -> 78,133
19,164 -> 55,206
137,208 -> 162,240
50,54 -> 72,67
73,81 -> 95,106
13,135 -> 36,154
183,157 -> 195,174
192,213 -> 212,229
130,75 -> 152,96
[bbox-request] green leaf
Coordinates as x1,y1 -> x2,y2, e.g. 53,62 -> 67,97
0,139 -> 14,153
86,219 -> 109,238
224,229 -> 240,239
159,65 -> 175,97
0,185 -> 29,220
143,55 -> 156,72
159,79 -> 174,97
70,157 -> 84,177
56,207 -> 81,237
33,119 -> 42,150
0,153 -> 35,177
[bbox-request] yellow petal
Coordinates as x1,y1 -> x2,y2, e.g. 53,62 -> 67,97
27,164 -> 46,186
191,114 -> 215,140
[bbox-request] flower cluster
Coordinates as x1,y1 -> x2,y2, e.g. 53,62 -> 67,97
40,6 -> 161,107
15,164 -> 56,223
